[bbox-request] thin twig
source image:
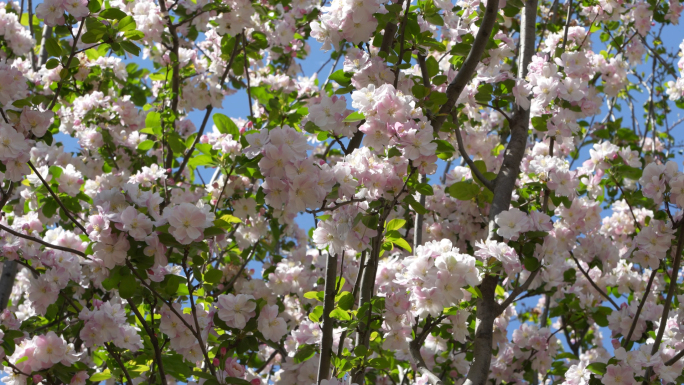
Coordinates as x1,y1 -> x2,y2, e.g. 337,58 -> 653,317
47,21 -> 85,110
27,161 -> 88,234
0,223 -> 88,259
569,251 -> 619,310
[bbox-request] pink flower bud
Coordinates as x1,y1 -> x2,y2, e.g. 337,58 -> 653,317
33,375 -> 43,382
250,380 -> 261,385
213,358 -> 220,366
93,299 -> 103,309
611,339 -> 620,349
220,347 -> 227,356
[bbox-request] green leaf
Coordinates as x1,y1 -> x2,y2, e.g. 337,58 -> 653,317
49,165 -> 63,178
45,38 -> 62,58
448,181 -> 480,200
293,344 -> 316,363
204,269 -> 223,284
337,292 -> 354,311
119,274 -> 139,298
556,352 -> 579,360
45,58 -> 60,69
88,0 -> 102,13
616,165 -> 642,180
203,226 -> 225,237
386,218 -> 406,231
586,362 -> 607,375
368,357 -> 390,369
532,115 -> 551,132
412,84 -> 427,98
429,92 -> 447,105
451,43 -> 472,56
425,56 -> 439,78
523,256 -> 540,271
188,154 -> 216,167
99,7 -> 127,19
330,308 -> 351,321
416,183 -> 434,196
475,83 -> 493,104
309,305 -> 323,322
138,140 -> 154,151
219,214 -> 242,224
90,371 -> 112,381
214,113 -> 239,137
80,31 -> 103,44
118,15 -> 136,31
391,237 -> 412,252
145,111 -> 161,128
120,41 -> 141,56
343,111 -> 365,122
327,69 -> 352,86
304,291 -> 323,301
404,195 -> 427,214
466,286 -> 482,298
42,199 -> 59,218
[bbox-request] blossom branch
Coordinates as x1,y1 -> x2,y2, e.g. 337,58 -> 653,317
47,20 -> 84,110
432,0 -> 501,132
496,268 -> 540,315
665,350 -> 684,366
623,267 -> 658,346
182,254 -> 217,377
243,32 -> 253,118
0,223 -> 88,259
347,21 -> 397,153
27,161 -> 89,235
408,315 -> 447,385
125,298 -> 168,385
569,251 -> 619,310
392,0 -> 411,89
649,225 -> 684,356
451,111 -> 495,192
105,342 -> 134,384
174,34 -> 242,181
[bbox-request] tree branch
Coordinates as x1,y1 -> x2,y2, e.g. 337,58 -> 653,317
27,161 -> 88,234
0,223 -> 87,259
47,21 -> 84,110
569,251 -> 619,310
623,268 -> 658,346
432,0 -> 502,132
126,299 -> 168,385
317,253 -> 338,384
451,111 -> 495,191
173,35 -> 241,180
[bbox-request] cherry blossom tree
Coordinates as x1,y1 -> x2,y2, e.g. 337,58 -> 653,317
0,0 -> 684,383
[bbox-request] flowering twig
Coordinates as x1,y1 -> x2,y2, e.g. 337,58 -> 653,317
623,267 -> 658,346
392,0 -> 411,89
47,20 -> 84,110
451,111 -> 495,192
125,298 -> 168,385
569,251 -> 619,310
174,35 -> 242,181
0,223 -> 88,259
105,343 -> 134,384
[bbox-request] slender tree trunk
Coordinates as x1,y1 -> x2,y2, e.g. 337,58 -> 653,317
352,218 -> 385,385
463,0 -> 537,384
413,174 -> 426,250
317,253 -> 338,384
